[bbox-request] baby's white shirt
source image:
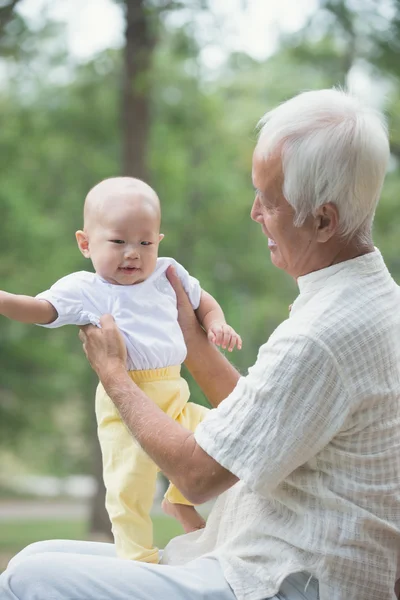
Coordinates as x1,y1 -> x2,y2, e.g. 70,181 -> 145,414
36,257 -> 202,371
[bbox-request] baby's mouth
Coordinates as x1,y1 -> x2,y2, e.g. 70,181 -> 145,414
119,266 -> 140,273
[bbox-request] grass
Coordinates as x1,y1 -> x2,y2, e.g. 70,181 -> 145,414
0,519 -> 87,554
0,516 -> 184,572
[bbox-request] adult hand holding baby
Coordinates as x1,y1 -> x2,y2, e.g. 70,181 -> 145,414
79,314 -> 127,380
167,265 -> 242,352
166,265 -> 202,341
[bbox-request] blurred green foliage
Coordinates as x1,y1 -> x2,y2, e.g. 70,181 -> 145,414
0,0 -> 399,478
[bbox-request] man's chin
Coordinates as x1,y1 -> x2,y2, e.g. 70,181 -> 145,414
270,250 -> 284,270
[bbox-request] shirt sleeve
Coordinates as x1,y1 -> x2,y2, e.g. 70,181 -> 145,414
194,331 -> 352,497
173,261 -> 202,310
36,274 -> 88,328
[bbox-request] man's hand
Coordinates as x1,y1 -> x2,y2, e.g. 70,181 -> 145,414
166,265 -> 201,341
207,321 -> 242,352
167,265 -> 240,407
79,314 -> 127,379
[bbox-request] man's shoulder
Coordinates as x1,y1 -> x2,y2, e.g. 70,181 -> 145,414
252,321 -> 339,389
286,276 -> 400,357
267,318 -> 329,355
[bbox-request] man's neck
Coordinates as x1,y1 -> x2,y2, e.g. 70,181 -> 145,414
295,236 -> 375,281
328,238 -> 375,269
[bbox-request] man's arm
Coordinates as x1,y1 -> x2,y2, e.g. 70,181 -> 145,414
167,267 -> 241,407
79,315 -> 239,504
104,365 -> 238,504
0,291 -> 57,324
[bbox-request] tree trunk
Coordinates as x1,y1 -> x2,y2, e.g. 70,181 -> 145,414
121,0 -> 156,179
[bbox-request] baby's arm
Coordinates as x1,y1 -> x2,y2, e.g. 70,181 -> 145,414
0,291 -> 57,324
196,291 -> 242,352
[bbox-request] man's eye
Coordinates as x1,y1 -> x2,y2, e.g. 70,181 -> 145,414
141,241 -> 152,246
110,240 -> 124,244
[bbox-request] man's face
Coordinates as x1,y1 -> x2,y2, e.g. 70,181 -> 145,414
250,150 -> 319,279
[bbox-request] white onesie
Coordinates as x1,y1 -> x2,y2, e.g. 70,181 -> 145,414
36,257 -> 202,371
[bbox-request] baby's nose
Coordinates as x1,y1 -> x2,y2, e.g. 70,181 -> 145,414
125,246 -> 140,259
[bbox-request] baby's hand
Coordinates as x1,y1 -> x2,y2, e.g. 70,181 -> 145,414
207,321 -> 242,352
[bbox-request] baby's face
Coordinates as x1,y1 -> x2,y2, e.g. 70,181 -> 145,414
83,201 -> 163,286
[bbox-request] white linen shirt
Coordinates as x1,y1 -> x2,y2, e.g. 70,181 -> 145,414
162,249 -> 400,600
36,257 -> 201,371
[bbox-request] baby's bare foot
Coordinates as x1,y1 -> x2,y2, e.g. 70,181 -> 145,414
161,499 -> 206,533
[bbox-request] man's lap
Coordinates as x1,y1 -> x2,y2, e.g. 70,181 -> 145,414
0,540 -> 235,600
0,539 -> 319,600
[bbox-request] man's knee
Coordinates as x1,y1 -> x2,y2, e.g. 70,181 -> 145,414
0,555 -> 38,600
1,553 -> 50,600
7,539 -> 60,570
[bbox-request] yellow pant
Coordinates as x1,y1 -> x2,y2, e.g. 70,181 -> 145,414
95,366 -> 209,563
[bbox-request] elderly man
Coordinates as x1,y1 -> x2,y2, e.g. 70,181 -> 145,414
1,89 -> 399,600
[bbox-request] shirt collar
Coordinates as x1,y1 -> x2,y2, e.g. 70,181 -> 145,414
296,248 -> 385,296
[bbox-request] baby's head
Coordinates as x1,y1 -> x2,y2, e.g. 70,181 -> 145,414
76,177 -> 163,286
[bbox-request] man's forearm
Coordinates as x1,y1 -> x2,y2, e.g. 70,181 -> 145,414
101,365 -> 237,503
184,324 -> 240,407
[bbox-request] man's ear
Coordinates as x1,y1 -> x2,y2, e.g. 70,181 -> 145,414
75,230 -> 90,258
315,203 -> 339,242
159,233 -> 165,242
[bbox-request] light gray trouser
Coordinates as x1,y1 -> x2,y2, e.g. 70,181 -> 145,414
0,539 -> 319,600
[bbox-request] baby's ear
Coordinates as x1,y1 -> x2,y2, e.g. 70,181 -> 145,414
159,233 -> 165,242
75,230 -> 90,258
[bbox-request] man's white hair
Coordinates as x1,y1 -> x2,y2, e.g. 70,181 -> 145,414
257,88 -> 390,239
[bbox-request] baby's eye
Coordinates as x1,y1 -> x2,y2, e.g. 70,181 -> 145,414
110,239 -> 125,245
140,241 -> 152,246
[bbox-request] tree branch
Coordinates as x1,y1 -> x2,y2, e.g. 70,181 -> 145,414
0,0 -> 21,38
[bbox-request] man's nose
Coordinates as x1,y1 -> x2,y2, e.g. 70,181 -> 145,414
250,197 -> 260,222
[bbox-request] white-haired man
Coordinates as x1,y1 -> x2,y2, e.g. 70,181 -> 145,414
1,89 -> 399,600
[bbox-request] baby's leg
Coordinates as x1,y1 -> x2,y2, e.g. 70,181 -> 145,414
162,402 -> 209,533
96,383 -> 159,563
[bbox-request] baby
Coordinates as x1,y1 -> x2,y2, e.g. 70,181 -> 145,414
0,177 -> 241,563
